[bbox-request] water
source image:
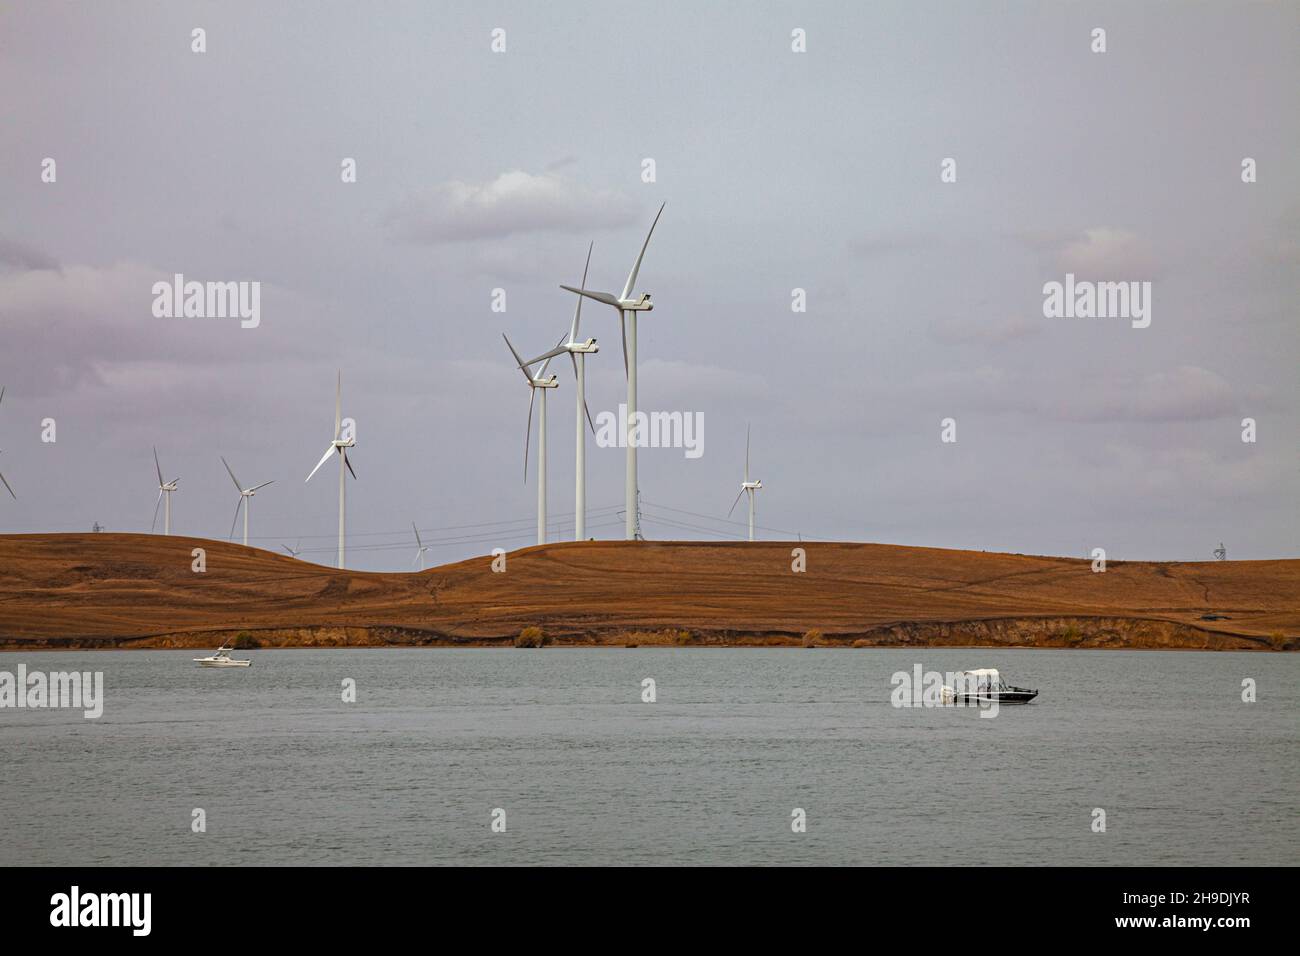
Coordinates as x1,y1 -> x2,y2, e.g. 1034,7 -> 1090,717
1,648 -> 1295,866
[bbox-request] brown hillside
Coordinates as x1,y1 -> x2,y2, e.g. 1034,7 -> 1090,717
0,533 -> 1296,650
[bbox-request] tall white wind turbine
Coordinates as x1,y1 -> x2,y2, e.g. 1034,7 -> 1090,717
562,203 -> 664,540
727,425 -> 763,542
0,387 -> 15,501
519,242 -> 598,540
222,456 -> 274,547
503,333 -> 559,546
151,446 -> 179,534
305,371 -> 356,569
412,522 -> 430,570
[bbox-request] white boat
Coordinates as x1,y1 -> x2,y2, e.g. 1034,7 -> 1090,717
193,644 -> 252,668
940,668 -> 1037,705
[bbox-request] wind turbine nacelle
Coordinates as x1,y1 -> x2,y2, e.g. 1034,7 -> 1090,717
743,480 -> 762,490
622,293 -> 653,312
537,376 -> 560,388
333,438 -> 356,449
571,338 -> 599,354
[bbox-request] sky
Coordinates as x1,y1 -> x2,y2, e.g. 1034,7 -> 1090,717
0,1 -> 1296,569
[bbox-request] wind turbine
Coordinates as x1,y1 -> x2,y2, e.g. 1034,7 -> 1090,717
221,456 -> 273,547
519,242 -> 598,539
282,541 -> 302,559
151,446 -> 179,534
727,425 -> 762,542
502,333 -> 559,546
562,203 -> 664,540
412,522 -> 430,570
305,370 -> 356,569
0,387 -> 15,500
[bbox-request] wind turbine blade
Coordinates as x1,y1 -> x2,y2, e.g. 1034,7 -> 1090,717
727,487 -> 745,518
621,202 -> 665,300
620,312 -> 628,375
412,522 -> 423,549
334,370 -> 342,439
305,445 -> 334,482
560,285 -> 622,308
0,468 -> 14,500
523,388 -> 535,483
539,333 -> 565,378
282,545 -> 296,556
502,333 -> 535,382
229,496 -> 243,540
153,446 -> 164,486
412,549 -> 421,569
569,240 -> 593,341
221,456 -> 242,492
0,385 -> 5,406
250,480 -> 274,492
522,343 -> 569,366
745,425 -> 751,483
343,448 -> 357,480
151,489 -> 163,532
564,356 -> 595,434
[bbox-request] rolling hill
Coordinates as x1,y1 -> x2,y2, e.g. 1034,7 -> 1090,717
0,533 -> 1295,650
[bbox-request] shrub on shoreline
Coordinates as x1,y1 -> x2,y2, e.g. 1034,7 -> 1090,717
515,626 -> 545,648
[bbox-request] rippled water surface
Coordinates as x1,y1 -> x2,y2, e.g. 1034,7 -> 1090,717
1,648 -> 1295,865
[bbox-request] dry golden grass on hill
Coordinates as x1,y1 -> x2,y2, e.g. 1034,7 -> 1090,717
0,533 -> 1295,650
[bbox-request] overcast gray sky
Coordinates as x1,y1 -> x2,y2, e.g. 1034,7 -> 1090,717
1,1 -> 1296,569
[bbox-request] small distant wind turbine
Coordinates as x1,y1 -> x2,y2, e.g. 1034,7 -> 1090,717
221,456 -> 274,547
503,333 -> 559,546
282,541 -> 302,559
562,203 -> 665,540
519,242 -> 598,539
151,446 -> 179,534
412,522 -> 430,570
305,370 -> 356,569
0,387 -> 15,500
727,425 -> 763,542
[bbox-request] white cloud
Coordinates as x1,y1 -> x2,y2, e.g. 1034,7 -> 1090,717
1056,228 -> 1157,279
385,171 -> 639,243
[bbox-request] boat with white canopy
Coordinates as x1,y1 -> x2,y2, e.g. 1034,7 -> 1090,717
193,644 -> 252,668
940,668 -> 1036,705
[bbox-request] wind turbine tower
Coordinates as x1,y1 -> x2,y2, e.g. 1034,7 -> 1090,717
519,242 -> 598,539
152,447 -> 179,534
503,334 -> 560,546
562,204 -> 664,540
728,425 -> 763,542
221,456 -> 274,547
305,371 -> 357,569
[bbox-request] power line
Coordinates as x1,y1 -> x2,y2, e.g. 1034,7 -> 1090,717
640,498 -> 825,540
